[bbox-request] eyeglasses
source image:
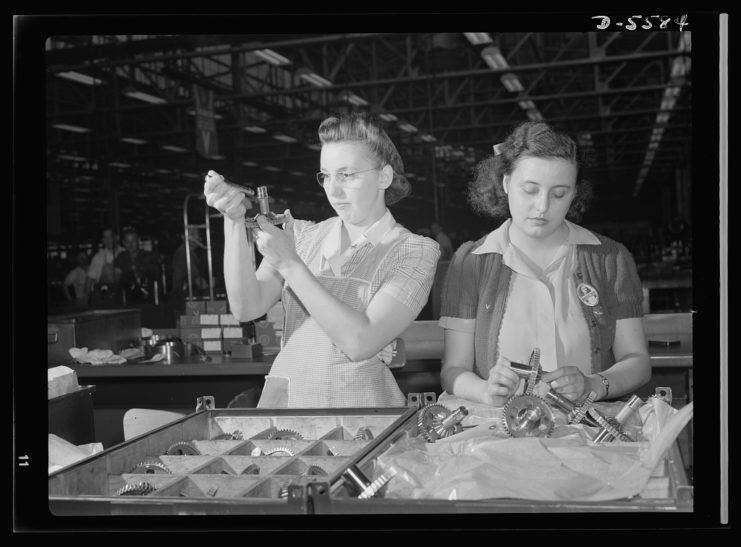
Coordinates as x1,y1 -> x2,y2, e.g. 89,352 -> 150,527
315,167 -> 381,188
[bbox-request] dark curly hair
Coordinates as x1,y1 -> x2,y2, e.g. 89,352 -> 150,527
468,121 -> 593,222
318,112 -> 411,205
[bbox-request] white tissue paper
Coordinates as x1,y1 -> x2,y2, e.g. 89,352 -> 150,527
375,392 -> 693,502
48,434 -> 104,474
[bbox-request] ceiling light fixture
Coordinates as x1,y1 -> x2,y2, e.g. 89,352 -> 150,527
253,48 -> 291,66
243,161 -> 259,167
299,71 -> 332,87
243,125 -> 267,133
500,72 -> 524,92
120,137 -> 148,144
161,145 -> 188,152
379,113 -> 398,123
55,71 -> 103,85
463,33 -> 493,45
123,87 -> 167,104
52,123 -> 91,133
480,46 -> 509,70
273,134 -> 298,143
398,123 -> 418,133
343,92 -> 368,106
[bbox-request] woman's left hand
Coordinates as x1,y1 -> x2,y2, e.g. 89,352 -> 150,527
541,366 -> 591,402
254,212 -> 299,274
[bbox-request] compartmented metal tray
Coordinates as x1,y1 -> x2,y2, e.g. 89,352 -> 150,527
49,397 -> 692,515
48,406 -> 416,515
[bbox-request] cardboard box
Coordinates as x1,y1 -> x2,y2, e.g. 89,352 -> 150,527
219,313 -> 240,326
200,327 -> 222,340
199,314 -> 220,326
185,299 -> 208,316
206,299 -> 229,314
179,314 -> 200,327
224,339 -> 263,358
203,339 -> 223,353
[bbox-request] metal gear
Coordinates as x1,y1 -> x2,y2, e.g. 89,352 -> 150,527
304,465 -> 328,476
165,441 -> 201,456
116,481 -> 156,496
416,404 -> 467,442
569,392 -> 597,425
525,348 -> 542,395
267,428 -> 304,441
353,427 -> 374,441
212,430 -> 244,440
241,463 -> 260,475
128,459 -> 172,474
501,394 -> 556,438
587,407 -> 633,442
265,446 -> 295,457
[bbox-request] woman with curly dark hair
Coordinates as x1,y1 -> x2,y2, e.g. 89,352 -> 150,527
439,121 -> 650,407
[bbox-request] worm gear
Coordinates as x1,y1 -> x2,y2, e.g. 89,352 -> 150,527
128,459 -> 172,474
265,446 -> 295,457
357,470 -> 397,499
116,481 -> 156,496
165,441 -> 200,455
502,394 -> 556,438
417,404 -> 468,442
267,428 -> 304,441
587,407 -> 633,443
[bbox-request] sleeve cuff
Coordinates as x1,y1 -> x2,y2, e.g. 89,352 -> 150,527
438,316 -> 476,333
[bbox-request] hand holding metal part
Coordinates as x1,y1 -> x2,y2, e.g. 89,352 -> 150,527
203,170 -> 289,227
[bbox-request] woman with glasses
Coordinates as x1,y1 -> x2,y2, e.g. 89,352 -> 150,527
204,112 -> 441,408
439,121 -> 650,408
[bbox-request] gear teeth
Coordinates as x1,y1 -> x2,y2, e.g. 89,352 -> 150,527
417,403 -> 454,443
304,465 -> 327,476
265,446 -> 295,457
165,441 -> 200,455
268,428 -> 304,441
587,408 -> 631,442
128,459 -> 171,474
502,394 -> 555,438
117,481 -> 156,496
212,430 -> 243,440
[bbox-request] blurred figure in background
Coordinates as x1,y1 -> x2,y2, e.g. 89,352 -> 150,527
63,250 -> 90,307
114,226 -> 161,304
87,228 -> 125,305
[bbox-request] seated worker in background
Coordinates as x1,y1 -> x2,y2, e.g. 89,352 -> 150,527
63,250 -> 90,307
114,226 -> 161,304
87,228 -> 124,304
204,112 -> 440,408
440,121 -> 650,407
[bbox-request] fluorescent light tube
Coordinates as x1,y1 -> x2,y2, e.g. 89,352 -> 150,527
52,123 -> 91,133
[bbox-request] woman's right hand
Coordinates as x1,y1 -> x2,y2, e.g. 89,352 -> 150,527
204,170 -> 253,221
483,356 -> 521,407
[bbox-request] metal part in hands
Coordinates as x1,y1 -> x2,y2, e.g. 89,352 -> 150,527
243,186 -> 288,228
417,404 -> 468,442
128,459 -> 172,474
117,481 -> 156,496
568,392 -> 597,425
502,394 -> 556,438
543,389 -> 601,428
525,348 -> 541,395
165,441 -> 200,455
